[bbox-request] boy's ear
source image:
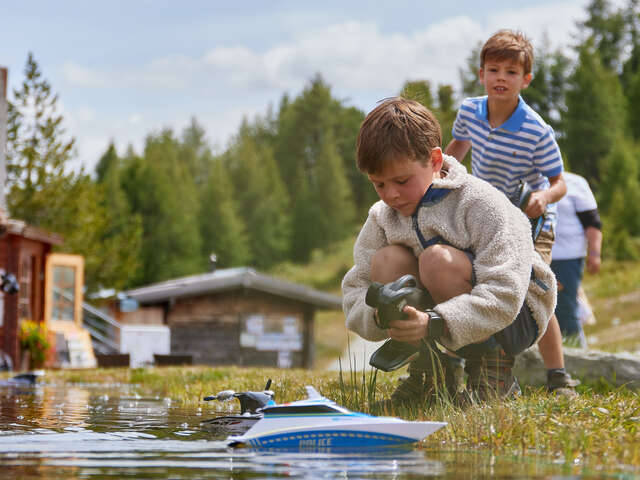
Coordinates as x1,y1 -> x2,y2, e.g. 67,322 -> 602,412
430,147 -> 444,172
478,68 -> 484,83
522,72 -> 533,89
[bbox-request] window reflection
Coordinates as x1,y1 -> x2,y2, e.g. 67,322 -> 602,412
52,265 -> 76,322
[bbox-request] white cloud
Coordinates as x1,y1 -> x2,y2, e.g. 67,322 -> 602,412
63,1 -> 586,96
56,0 -> 590,170
62,59 -> 191,90
486,2 -> 588,50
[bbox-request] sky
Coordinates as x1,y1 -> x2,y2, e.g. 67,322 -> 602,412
1,1 -> 599,173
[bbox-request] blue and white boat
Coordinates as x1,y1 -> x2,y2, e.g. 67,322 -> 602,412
227,386 -> 446,450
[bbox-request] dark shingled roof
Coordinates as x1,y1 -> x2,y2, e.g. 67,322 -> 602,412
123,267 -> 342,310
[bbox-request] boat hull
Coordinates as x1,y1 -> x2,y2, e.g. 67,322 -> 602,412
228,418 -> 446,449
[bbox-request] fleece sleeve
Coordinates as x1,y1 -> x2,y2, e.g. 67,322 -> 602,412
341,210 -> 391,342
433,191 -> 535,352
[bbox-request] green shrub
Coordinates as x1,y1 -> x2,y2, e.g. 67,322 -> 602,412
19,320 -> 50,369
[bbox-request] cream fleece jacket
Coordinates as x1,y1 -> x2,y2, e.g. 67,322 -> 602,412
342,155 -> 555,352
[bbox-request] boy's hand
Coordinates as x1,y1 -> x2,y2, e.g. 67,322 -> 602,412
525,190 -> 548,218
587,252 -> 601,274
388,305 -> 430,347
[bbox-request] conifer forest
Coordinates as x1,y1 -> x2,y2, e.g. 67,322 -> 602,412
6,0 -> 640,293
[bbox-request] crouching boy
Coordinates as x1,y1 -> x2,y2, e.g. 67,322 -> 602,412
342,97 -> 556,407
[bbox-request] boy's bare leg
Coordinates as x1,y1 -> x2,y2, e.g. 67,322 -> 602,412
370,245 -> 419,284
537,315 -> 563,368
418,244 -> 473,301
370,244 -> 465,407
535,230 -> 579,395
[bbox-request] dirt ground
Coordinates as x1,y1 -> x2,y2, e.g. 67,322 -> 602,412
587,288 -> 640,353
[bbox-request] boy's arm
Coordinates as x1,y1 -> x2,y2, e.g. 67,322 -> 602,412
444,139 -> 472,162
585,226 -> 602,274
525,173 -> 567,218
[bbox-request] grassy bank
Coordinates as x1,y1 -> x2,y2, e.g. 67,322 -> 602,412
39,365 -> 640,472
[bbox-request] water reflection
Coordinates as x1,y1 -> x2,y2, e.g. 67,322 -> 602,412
0,383 -> 627,479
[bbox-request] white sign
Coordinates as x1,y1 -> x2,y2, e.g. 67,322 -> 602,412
120,325 -> 170,368
277,350 -> 292,368
245,315 -> 264,335
255,333 -> 302,352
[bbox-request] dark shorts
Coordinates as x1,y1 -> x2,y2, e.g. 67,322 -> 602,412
454,251 -> 539,358
454,303 -> 538,358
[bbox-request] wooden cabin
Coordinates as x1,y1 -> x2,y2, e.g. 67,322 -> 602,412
119,268 -> 343,368
0,219 -> 62,367
0,219 -> 96,369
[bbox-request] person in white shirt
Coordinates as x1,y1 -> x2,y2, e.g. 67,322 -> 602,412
550,172 -> 602,348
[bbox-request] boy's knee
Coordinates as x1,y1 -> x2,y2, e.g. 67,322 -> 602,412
419,245 -> 456,277
371,245 -> 419,284
419,245 -> 472,291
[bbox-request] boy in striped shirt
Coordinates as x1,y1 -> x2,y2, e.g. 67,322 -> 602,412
445,30 -> 579,396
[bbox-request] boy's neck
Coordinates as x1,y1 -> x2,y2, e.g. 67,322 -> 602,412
486,96 -> 520,129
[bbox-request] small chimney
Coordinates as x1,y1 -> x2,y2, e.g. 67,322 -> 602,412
0,67 -> 7,210
209,253 -> 218,272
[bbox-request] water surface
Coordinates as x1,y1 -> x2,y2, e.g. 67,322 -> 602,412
0,383 -> 629,479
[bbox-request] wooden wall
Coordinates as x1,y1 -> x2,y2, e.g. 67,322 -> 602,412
166,289 -> 314,368
0,234 -> 51,366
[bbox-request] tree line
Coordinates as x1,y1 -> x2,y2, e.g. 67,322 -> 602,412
6,0 -> 640,293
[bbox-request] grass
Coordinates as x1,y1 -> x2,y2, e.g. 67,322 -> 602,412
28,365 -> 640,472
582,260 -> 640,353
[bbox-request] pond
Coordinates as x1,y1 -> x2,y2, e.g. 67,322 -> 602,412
0,383 -> 627,479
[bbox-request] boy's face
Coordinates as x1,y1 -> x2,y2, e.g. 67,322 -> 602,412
368,148 -> 443,217
479,57 -> 532,102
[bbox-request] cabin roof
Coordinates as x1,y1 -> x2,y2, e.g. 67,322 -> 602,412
5,219 -> 63,245
123,267 -> 342,310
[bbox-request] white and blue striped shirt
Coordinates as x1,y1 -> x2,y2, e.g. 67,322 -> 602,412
452,96 -> 564,230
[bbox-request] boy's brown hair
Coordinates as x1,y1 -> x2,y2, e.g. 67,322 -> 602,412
356,97 -> 441,174
480,30 -> 534,74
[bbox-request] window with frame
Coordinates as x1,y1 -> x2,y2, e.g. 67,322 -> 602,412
18,255 -> 33,320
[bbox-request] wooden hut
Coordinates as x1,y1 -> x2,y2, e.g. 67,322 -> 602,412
0,219 -> 62,367
120,268 -> 343,368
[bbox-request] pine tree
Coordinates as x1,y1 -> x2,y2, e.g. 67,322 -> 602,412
562,42 -> 626,187
522,38 -> 570,134
200,156 -> 251,268
7,53 -> 141,292
273,75 -> 360,258
311,131 -> 355,249
459,42 -> 485,98
332,105 -> 370,220
580,0 -> 627,72
627,69 -> 640,139
94,143 -> 142,290
399,81 -> 456,155
7,52 -> 74,215
123,130 -> 202,284
180,117 -> 214,193
400,80 -> 435,108
598,136 -> 640,259
436,84 -> 456,150
226,130 -> 291,268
